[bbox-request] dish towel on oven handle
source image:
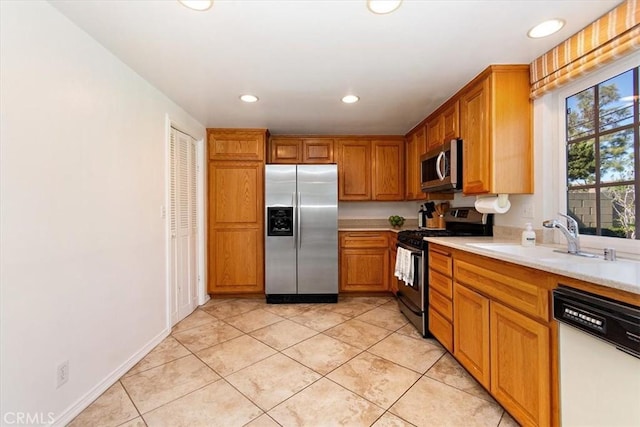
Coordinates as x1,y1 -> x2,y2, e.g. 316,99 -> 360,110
394,247 -> 414,286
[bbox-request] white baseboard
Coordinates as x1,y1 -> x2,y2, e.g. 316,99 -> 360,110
51,327 -> 170,426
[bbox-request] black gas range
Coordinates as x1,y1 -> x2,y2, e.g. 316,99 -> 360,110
395,207 -> 492,338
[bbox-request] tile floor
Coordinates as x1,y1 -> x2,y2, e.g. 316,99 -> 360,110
68,297 -> 520,427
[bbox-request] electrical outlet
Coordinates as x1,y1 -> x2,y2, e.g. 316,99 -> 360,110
57,360 -> 69,388
523,202 -> 534,219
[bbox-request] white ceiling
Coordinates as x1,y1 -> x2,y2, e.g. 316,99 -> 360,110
50,0 -> 621,135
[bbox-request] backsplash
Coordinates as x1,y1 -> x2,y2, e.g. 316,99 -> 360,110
493,225 -> 554,244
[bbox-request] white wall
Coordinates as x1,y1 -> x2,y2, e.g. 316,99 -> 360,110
338,201 -> 422,220
0,1 -> 205,424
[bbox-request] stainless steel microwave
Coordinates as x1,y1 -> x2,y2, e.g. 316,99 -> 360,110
420,138 -> 463,193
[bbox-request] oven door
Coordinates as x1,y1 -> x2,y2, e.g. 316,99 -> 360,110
396,243 -> 427,336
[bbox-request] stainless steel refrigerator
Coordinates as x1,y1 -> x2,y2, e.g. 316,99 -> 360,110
265,164 -> 338,303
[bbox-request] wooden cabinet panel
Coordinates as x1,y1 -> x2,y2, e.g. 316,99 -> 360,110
372,139 -> 404,201
341,232 -> 388,248
429,288 -> 453,321
340,248 -> 389,292
429,270 -> 453,299
338,139 -> 371,201
270,138 -> 301,163
208,162 -> 263,228
442,100 -> 459,140
208,229 -> 263,294
429,307 -> 453,352
302,139 -> 334,163
426,115 -> 443,153
460,78 -> 491,194
491,301 -> 550,427
454,255 -> 550,322
405,127 -> 427,201
453,282 -> 491,389
429,247 -> 453,276
208,129 -> 266,161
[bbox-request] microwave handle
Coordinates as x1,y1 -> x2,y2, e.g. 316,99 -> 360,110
436,151 -> 446,181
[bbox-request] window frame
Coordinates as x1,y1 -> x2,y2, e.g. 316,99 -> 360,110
555,51 -> 640,254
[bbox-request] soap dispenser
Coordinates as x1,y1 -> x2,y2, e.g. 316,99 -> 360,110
521,223 -> 536,247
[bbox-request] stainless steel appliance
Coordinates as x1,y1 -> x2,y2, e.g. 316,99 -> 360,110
421,138 -> 463,193
396,207 -> 492,336
265,164 -> 338,303
553,287 -> 640,426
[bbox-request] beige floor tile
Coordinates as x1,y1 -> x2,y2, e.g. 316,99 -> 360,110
117,417 -> 146,427
171,310 -> 218,333
68,382 -> 138,427
121,355 -> 219,414
196,335 -> 277,377
390,376 -> 503,427
225,309 -> 284,333
201,297 -> 233,308
372,412 -> 416,427
324,300 -> 378,317
124,336 -> 190,378
226,353 -> 321,410
244,414 -> 281,427
201,298 -> 264,319
377,300 -> 401,312
324,319 -> 392,350
172,322 -> 243,352
289,309 -> 350,332
142,380 -> 262,427
250,319 -> 318,350
395,324 -> 424,340
355,307 -> 409,331
282,334 -> 362,375
269,378 -> 384,426
327,352 -> 421,409
261,303 -> 315,318
342,296 -> 391,306
369,333 -> 445,373
425,352 -> 496,403
499,411 -> 521,427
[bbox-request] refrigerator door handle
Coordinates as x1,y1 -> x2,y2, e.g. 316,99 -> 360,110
292,192 -> 297,249
297,192 -> 302,248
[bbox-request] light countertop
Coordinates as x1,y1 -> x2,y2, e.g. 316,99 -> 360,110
424,236 -> 640,296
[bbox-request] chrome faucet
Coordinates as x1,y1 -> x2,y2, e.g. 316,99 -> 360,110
543,213 -> 581,254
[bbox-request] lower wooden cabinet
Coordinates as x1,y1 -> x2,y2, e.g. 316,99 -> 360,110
453,282 -> 491,389
429,306 -> 453,352
208,228 -> 263,294
388,232 -> 399,295
339,231 -> 389,292
491,301 -> 550,427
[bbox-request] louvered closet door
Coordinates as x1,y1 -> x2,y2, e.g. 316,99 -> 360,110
170,128 -> 198,324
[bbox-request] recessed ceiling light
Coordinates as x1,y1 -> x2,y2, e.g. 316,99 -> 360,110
178,0 -> 213,11
342,95 -> 360,104
367,0 -> 402,14
240,94 -> 259,103
527,19 -> 565,38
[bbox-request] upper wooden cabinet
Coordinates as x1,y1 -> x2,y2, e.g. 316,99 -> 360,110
405,127 -> 426,201
426,116 -> 443,153
338,139 -> 372,201
459,65 -> 532,194
442,100 -> 460,141
372,139 -> 404,201
337,137 -> 404,201
269,136 -> 334,164
208,128 -> 267,161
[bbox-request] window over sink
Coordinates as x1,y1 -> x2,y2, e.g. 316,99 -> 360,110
565,65 -> 639,240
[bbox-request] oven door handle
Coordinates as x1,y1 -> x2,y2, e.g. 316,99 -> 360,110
396,243 -> 422,256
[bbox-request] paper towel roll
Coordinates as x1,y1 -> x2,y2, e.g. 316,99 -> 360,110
474,195 -> 511,214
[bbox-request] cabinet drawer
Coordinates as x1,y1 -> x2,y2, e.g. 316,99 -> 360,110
429,288 -> 452,321
454,256 -> 550,321
429,269 -> 453,299
340,232 -> 388,248
429,308 -> 453,352
429,248 -> 452,276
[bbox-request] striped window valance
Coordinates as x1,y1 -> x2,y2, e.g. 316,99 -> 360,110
530,0 -> 640,98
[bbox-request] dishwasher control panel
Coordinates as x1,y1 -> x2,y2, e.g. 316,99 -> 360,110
553,286 -> 640,358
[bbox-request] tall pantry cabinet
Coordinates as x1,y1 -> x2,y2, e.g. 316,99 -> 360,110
207,129 -> 268,295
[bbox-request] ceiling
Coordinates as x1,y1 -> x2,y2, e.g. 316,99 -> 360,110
50,0 -> 621,135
